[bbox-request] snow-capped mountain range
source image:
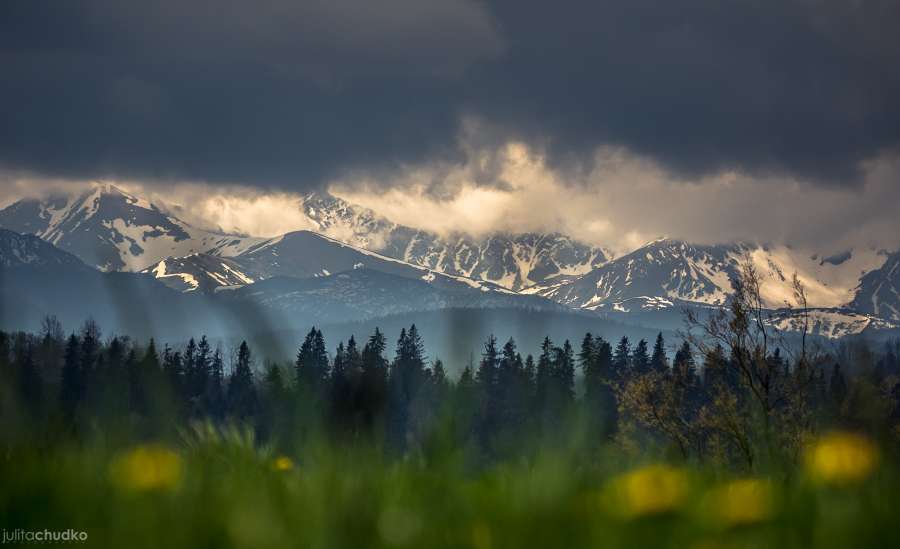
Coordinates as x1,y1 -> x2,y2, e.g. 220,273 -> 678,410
0,226 -> 563,346
524,238 -> 891,312
141,229 -> 522,295
0,185 -> 609,291
0,184 -> 264,272
520,237 -> 899,336
300,191 -> 611,290
2,183 -> 899,338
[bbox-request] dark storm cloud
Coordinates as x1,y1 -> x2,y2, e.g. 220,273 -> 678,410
0,0 -> 503,186
1,0 -> 899,188
476,0 -> 900,184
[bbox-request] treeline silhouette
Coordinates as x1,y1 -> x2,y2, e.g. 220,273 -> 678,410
2,315 -> 899,466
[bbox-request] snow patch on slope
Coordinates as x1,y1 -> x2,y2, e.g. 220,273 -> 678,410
768,308 -> 898,339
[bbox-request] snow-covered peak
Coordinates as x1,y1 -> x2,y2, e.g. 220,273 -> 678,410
536,239 -> 744,309
300,191 -> 395,250
0,183 -> 266,272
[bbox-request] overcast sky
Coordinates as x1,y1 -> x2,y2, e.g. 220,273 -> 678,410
2,1 -> 899,254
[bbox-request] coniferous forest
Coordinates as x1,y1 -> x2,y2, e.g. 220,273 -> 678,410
5,318 -> 900,465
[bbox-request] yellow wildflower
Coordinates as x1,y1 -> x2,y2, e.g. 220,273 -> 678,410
805,432 -> 879,485
606,464 -> 689,518
272,455 -> 295,472
704,478 -> 773,527
110,444 -> 183,492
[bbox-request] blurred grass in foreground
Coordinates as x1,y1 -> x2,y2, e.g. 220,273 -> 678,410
2,425 -> 898,549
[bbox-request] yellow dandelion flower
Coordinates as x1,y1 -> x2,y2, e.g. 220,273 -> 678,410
110,444 -> 183,492
805,432 -> 879,485
704,478 -> 773,527
272,455 -> 295,472
606,464 -> 689,519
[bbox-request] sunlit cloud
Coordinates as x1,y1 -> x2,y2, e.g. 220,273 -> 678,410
3,140 -> 900,258
332,141 -> 900,256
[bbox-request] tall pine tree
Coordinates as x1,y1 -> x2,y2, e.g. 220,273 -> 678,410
650,333 -> 668,373
227,341 -> 257,419
612,336 -> 631,384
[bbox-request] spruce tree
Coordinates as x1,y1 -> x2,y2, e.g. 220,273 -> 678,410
182,336 -> 210,404
388,325 -> 428,452
330,341 -> 352,431
141,339 -> 161,375
206,347 -> 226,419
162,345 -> 185,396
454,362 -> 478,446
701,344 -> 728,397
579,333 -> 596,373
102,336 -> 129,416
387,327 -> 409,450
595,338 -> 613,381
581,333 -> 616,440
431,358 -> 449,403
650,333 -> 668,373
555,340 -> 576,408
360,328 -> 389,432
129,339 -> 163,421
612,336 -> 631,383
594,336 -> 618,437
346,335 -> 362,372
475,334 -> 501,452
183,337 -> 197,398
313,329 -> 329,378
260,361 -> 288,443
476,334 -> 499,389
79,320 -> 101,408
296,327 -> 330,397
673,342 -> 695,377
672,341 -> 700,408
496,338 -> 526,446
535,336 -> 554,429
263,362 -> 286,398
458,363 -> 475,397
227,341 -> 257,419
37,317 -> 64,385
523,354 -> 536,399
632,339 -> 650,375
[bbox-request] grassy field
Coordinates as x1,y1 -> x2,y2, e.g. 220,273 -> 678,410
2,426 -> 897,549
